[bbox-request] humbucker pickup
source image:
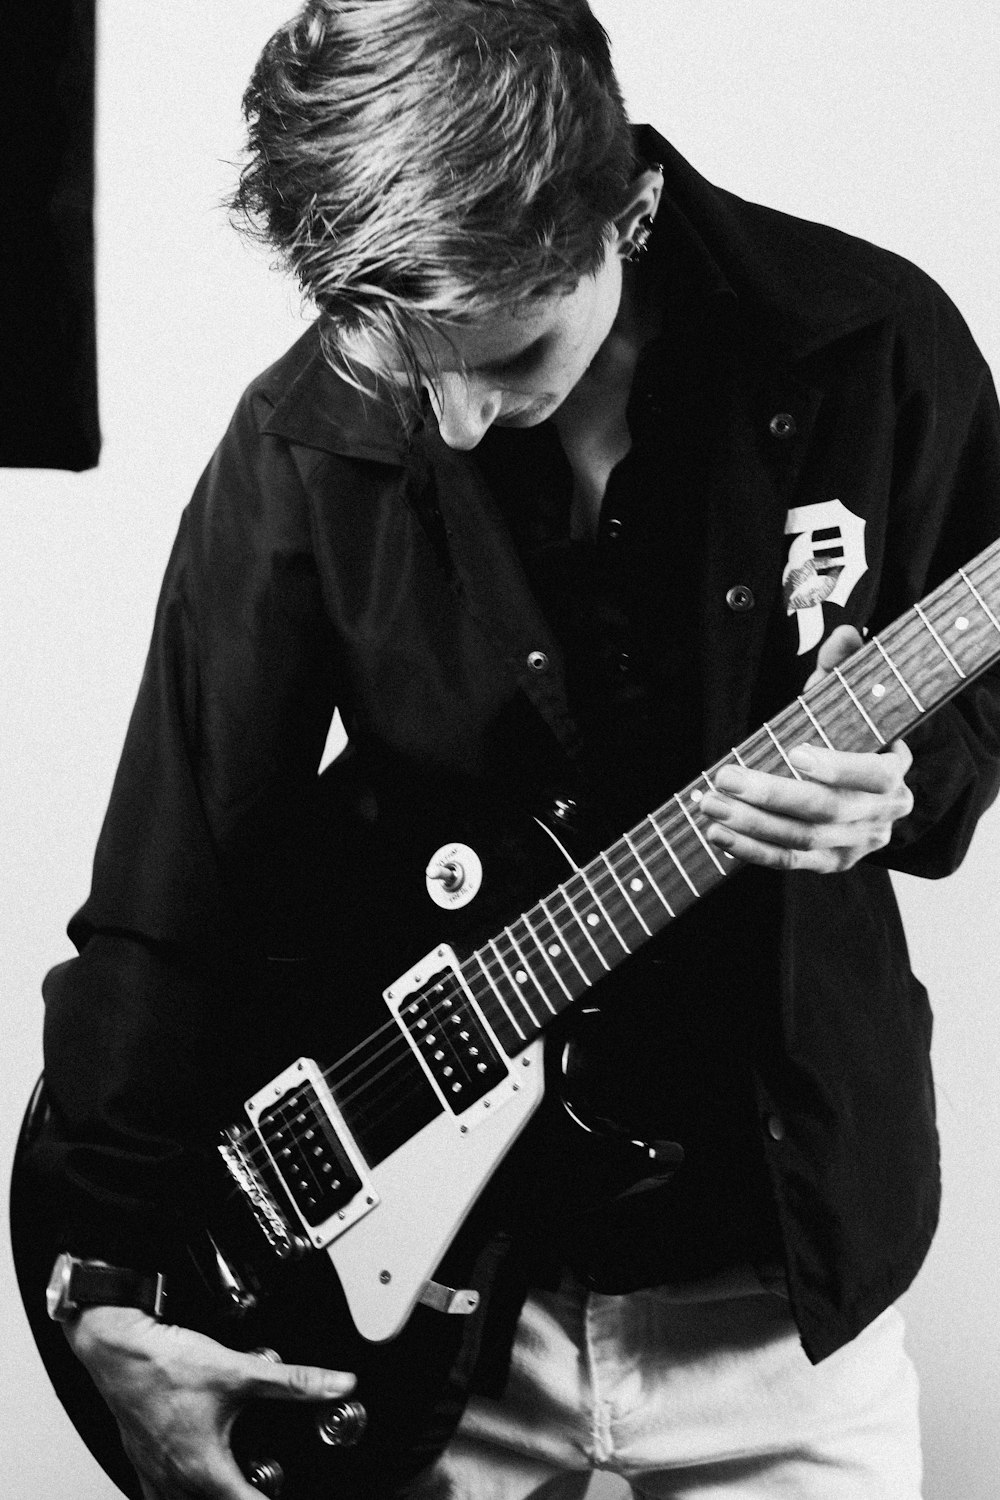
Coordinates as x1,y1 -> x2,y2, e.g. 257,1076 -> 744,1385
243,1058 -> 379,1251
385,945 -> 522,1126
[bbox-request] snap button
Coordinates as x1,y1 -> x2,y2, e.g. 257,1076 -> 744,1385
766,1114 -> 786,1142
604,517 -> 624,541
526,650 -> 550,672
552,796 -> 578,822
769,411 -> 797,439
725,584 -> 755,612
616,651 -> 631,674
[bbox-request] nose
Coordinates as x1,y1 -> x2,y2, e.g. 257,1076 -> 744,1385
430,374 -> 503,450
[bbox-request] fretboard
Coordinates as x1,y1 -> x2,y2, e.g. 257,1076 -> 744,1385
459,538 -> 1000,1055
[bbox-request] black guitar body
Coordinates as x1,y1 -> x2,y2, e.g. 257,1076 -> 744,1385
11,787 -> 622,1500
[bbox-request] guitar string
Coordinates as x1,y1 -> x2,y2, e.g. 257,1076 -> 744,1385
230,556 -> 1000,1174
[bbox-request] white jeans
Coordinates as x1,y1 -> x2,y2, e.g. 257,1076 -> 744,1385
415,1267 -> 922,1498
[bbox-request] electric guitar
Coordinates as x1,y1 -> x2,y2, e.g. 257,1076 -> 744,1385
12,537 -> 1000,1499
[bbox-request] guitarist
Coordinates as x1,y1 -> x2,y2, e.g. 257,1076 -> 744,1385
26,2 -> 1000,1497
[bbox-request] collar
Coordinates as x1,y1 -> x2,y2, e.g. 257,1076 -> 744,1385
636,124 -> 896,360
262,127 -> 899,461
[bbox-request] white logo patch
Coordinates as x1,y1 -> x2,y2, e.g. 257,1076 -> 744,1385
783,499 -> 867,655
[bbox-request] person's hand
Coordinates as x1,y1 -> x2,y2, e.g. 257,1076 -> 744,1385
65,1304 -> 356,1499
701,626 -> 914,872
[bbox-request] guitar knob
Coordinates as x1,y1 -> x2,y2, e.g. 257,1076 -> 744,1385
246,1458 -> 284,1497
316,1398 -> 368,1447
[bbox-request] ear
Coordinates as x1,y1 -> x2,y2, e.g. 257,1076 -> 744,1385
611,165 -> 665,260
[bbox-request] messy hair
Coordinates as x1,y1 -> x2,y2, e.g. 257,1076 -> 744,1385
232,0 -> 633,404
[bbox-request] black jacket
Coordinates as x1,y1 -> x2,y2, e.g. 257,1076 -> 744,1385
40,130 -> 1000,1366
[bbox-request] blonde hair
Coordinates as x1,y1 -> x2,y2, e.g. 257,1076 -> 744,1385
232,0 -> 633,404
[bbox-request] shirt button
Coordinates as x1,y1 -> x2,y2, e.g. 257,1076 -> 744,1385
526,650 -> 550,673
616,651 -> 631,674
725,584 -> 755,612
766,1113 -> 786,1142
604,517 -> 624,541
769,411 -> 797,439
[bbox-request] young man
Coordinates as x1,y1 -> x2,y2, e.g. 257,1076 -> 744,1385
29,2 -> 1000,1497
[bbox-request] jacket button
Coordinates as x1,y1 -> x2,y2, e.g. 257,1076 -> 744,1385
526,650 -> 550,672
769,411 -> 797,439
725,584 -> 755,612
766,1114 -> 786,1142
604,517 -> 624,540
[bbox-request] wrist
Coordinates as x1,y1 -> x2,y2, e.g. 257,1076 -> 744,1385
46,1252 -> 166,1324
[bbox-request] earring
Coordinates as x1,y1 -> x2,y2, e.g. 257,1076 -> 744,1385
623,214 -> 655,263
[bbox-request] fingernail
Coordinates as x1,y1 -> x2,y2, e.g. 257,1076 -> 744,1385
789,744 -> 816,771
323,1374 -> 354,1397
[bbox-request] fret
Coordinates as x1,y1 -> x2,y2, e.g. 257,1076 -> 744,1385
834,642 -> 916,745
763,722 -> 803,779
504,921 -> 559,1016
537,893 -> 602,986
554,876 -> 617,972
736,729 -> 788,777
913,602 -> 965,679
596,852 -> 654,942
872,637 -> 923,712
574,864 -> 632,956
487,936 -> 542,1030
623,830 -> 675,917
959,566 -> 1000,635
923,573 -> 1000,679
466,952 -> 526,1053
647,810 -> 700,899
833,667 -> 886,744
521,909 -> 576,1004
675,793 -> 729,874
554,870 -> 626,972
804,671 -> 881,751
797,695 -> 835,748
604,837 -> 675,931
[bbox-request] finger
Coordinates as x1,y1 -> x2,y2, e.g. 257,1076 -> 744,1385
705,821 -> 890,873
804,624 -> 864,688
704,795 -> 894,853
786,741 -> 913,797
712,747 -> 910,805
238,1350 -> 355,1404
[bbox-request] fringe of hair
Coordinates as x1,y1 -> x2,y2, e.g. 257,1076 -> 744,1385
232,0 -> 633,410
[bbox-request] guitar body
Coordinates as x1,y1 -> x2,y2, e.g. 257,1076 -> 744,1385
14,536 -> 1000,1497
12,793 -> 593,1500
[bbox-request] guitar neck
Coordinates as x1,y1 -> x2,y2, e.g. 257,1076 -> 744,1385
460,538 -> 1000,1054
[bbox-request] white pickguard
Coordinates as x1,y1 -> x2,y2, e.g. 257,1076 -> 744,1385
326,1038 -> 545,1342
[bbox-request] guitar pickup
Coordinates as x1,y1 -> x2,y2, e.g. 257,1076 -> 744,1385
244,1058 -> 379,1251
385,945 -> 520,1128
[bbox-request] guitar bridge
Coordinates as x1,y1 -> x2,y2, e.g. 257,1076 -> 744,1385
241,1058 -> 379,1252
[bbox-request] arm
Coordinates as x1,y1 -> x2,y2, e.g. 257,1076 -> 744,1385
37,390 -> 347,1494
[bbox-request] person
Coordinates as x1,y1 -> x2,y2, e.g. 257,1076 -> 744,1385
26,1 -> 1000,1497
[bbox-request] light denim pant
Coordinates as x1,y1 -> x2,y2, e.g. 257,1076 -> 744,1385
415,1266 -> 921,1498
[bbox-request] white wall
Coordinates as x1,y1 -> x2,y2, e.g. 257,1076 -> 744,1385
3,3 -> 998,1496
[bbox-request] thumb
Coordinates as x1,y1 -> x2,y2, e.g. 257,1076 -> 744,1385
805,624 -> 864,689
238,1348 -> 356,1405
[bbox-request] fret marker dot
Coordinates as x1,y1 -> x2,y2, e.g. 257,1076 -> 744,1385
587,914 -> 600,927
955,616 -> 969,631
630,878 -> 644,892
871,683 -> 886,699
547,943 -> 562,957
515,969 -> 528,984
690,789 -> 703,803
